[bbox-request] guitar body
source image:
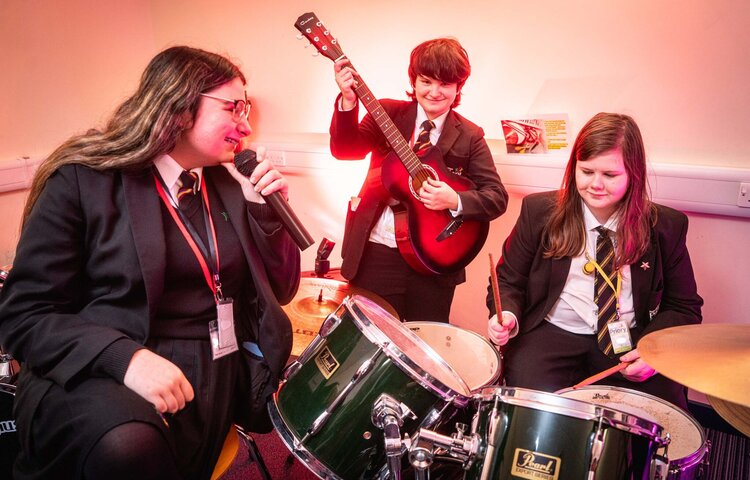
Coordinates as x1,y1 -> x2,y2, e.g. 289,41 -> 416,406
381,147 -> 489,275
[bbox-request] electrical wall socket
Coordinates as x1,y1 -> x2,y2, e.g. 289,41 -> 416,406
266,150 -> 286,167
738,182 -> 750,208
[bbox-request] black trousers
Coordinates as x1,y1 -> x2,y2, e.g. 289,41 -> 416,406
503,320 -> 688,411
350,242 -> 456,323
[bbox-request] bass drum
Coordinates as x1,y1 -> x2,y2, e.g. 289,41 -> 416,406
0,383 -> 19,479
270,295 -> 471,479
557,385 -> 709,479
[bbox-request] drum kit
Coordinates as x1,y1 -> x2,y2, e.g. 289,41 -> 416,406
273,283 -> 750,480
0,261 -> 748,479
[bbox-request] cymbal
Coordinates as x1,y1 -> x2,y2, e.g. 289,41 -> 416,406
638,324 -> 750,407
707,394 -> 750,437
282,275 -> 398,357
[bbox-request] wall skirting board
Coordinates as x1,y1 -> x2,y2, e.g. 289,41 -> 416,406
3,142 -> 749,219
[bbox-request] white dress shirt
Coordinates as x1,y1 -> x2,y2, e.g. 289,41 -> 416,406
545,201 -> 635,334
153,154 -> 203,208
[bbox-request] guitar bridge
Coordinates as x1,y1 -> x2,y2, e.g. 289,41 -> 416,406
436,216 -> 463,242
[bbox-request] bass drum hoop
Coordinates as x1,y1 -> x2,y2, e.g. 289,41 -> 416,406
556,384 -> 709,474
474,386 -> 667,443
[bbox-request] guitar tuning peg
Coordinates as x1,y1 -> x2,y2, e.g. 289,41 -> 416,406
296,34 -> 303,40
312,51 -> 320,57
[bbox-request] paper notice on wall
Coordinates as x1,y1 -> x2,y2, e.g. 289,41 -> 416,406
501,115 -> 570,154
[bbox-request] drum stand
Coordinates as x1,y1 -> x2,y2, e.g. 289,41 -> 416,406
371,394 -> 418,480
405,424 -> 479,478
0,352 -> 18,384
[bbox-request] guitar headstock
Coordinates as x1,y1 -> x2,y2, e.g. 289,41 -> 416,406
294,12 -> 344,63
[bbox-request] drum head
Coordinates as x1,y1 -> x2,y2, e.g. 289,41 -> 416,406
350,296 -> 471,397
557,385 -> 704,461
405,322 -> 501,391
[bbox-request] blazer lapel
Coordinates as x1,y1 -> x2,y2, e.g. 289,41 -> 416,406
122,169 -> 166,320
546,257 -> 572,314
393,102 -> 418,141
205,167 -> 254,255
436,110 -> 461,155
631,236 -> 658,323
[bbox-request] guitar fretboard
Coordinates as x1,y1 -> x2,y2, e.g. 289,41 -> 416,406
352,80 -> 429,183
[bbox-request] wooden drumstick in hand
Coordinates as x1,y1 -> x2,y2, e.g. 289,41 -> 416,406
489,253 -> 502,315
572,362 -> 630,389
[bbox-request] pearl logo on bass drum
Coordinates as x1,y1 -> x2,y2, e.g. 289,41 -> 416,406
511,448 -> 561,480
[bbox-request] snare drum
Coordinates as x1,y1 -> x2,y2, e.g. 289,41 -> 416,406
557,385 -> 709,479
405,322 -> 501,391
0,383 -> 19,479
270,295 -> 471,479
465,386 -> 667,480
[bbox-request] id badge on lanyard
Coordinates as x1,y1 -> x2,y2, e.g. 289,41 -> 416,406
154,173 -> 238,359
209,297 -> 238,359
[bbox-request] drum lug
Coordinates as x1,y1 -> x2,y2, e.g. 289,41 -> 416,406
651,453 -> 669,480
319,310 -> 342,338
588,415 -> 606,479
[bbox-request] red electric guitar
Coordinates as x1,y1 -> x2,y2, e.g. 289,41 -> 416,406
295,12 -> 489,275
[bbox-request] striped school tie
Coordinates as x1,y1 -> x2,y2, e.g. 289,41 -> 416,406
413,120 -> 435,154
176,170 -> 200,212
595,226 -> 618,356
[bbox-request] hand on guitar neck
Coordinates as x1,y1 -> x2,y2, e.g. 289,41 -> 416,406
334,58 -> 358,111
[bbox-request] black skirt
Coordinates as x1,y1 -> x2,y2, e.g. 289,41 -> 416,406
13,337 -> 255,479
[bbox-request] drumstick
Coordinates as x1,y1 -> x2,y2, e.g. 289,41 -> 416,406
572,362 -> 630,389
489,253 -> 502,315
488,253 -> 505,384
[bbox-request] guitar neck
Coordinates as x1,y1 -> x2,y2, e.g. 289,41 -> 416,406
351,77 -> 423,177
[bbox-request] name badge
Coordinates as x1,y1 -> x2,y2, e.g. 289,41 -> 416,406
209,297 -> 238,360
607,320 -> 633,354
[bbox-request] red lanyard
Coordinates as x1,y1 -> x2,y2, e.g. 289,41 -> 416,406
153,174 -> 223,301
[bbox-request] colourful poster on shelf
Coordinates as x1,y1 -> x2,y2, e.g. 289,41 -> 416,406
501,115 -> 570,154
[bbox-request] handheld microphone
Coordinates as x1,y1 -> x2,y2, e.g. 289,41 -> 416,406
234,149 -> 315,251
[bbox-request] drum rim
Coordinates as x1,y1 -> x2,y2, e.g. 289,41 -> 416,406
404,321 -> 503,388
556,384 -> 709,468
346,296 -> 472,402
268,394 -> 343,480
474,386 -> 667,443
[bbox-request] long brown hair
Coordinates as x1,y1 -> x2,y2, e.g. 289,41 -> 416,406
406,37 -> 471,108
23,46 -> 245,224
544,112 -> 654,267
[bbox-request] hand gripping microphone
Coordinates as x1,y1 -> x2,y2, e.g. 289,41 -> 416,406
234,149 -> 315,250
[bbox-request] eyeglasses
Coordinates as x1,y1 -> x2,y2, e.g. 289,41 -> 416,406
199,92 -> 251,122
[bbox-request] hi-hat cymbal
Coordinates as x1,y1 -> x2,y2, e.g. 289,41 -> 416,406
638,324 -> 750,407
282,275 -> 397,357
